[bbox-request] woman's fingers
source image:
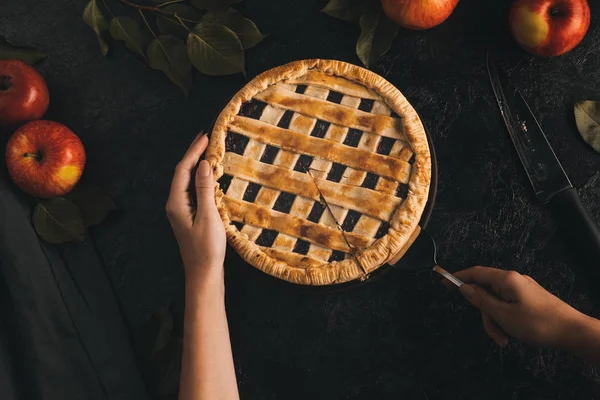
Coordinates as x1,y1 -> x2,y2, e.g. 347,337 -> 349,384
441,267 -> 505,291
459,283 -> 508,317
455,266 -> 525,302
440,277 -> 455,289
168,134 -> 208,205
170,134 -> 208,196
453,266 -> 508,286
482,312 -> 509,347
166,134 -> 208,223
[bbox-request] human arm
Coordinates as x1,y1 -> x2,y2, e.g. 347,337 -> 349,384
166,134 -> 239,400
451,266 -> 600,364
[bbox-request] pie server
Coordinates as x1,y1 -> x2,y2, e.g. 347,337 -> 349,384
487,52 -> 600,294
387,227 -> 464,287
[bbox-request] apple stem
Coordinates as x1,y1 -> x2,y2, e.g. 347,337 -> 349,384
23,152 -> 42,160
549,7 -> 561,16
0,75 -> 11,91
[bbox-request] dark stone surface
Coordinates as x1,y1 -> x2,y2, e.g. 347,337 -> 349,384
2,0 -> 600,398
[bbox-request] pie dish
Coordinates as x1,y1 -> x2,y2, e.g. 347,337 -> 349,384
206,59 -> 431,285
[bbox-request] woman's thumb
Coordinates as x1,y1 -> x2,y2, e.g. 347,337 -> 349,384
195,160 -> 215,206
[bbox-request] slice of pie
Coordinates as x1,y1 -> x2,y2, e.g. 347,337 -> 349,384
206,59 -> 431,285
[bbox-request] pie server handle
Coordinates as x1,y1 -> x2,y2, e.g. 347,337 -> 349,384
548,187 -> 600,297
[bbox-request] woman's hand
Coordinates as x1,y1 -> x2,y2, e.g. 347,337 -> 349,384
169,135 -> 239,400
451,266 -> 591,349
166,134 -> 226,284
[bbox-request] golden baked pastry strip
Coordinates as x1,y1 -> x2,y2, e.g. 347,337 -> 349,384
223,153 -> 401,221
223,197 -> 373,252
253,84 -> 405,139
228,116 -> 411,182
285,70 -> 380,100
229,105 -> 287,241
260,86 -> 333,263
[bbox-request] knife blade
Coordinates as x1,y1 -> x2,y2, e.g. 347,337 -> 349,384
486,52 -> 572,204
487,51 -> 600,301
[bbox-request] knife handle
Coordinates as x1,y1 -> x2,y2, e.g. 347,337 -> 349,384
548,187 -> 600,297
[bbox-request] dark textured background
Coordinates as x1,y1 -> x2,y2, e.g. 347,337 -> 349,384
2,0 -> 600,398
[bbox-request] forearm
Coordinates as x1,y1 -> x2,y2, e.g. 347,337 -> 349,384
179,271 -> 239,400
561,312 -> 600,365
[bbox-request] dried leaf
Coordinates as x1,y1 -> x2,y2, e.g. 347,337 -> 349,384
134,305 -> 174,362
322,0 -> 368,22
0,36 -> 46,64
575,101 -> 600,153
83,0 -> 109,56
33,198 -> 85,244
356,3 -> 399,67
134,305 -> 182,397
109,16 -> 150,61
190,0 -> 241,12
64,184 -> 116,227
187,22 -> 245,76
147,338 -> 182,396
156,4 -> 201,40
148,35 -> 193,97
202,8 -> 266,50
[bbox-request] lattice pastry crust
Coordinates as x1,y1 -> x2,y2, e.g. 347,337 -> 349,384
206,59 -> 431,285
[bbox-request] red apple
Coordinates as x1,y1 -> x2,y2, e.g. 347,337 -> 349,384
381,0 -> 460,30
5,120 -> 85,198
509,0 -> 590,57
0,60 -> 49,127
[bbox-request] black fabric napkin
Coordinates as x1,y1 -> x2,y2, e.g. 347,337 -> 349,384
0,175 -> 149,400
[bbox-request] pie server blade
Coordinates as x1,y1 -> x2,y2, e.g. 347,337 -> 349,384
487,51 -> 600,298
388,229 -> 463,288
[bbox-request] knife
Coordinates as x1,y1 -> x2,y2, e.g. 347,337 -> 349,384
487,52 -> 600,296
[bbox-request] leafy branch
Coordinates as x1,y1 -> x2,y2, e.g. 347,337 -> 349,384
82,0 -> 265,97
322,0 -> 398,68
117,0 -> 177,16
119,0 -> 199,24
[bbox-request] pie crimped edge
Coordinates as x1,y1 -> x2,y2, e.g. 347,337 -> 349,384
206,59 -> 431,285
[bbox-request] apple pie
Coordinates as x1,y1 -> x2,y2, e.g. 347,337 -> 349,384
206,59 -> 431,285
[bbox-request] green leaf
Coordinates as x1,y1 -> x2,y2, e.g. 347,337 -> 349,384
202,8 -> 266,50
148,35 -> 193,97
187,22 -> 245,76
0,36 -> 46,64
156,4 -> 201,39
109,16 -> 150,61
64,184 -> 116,227
190,0 -> 241,12
83,0 -> 109,56
356,3 -> 399,67
322,0 -> 368,22
33,198 -> 85,244
575,101 -> 600,153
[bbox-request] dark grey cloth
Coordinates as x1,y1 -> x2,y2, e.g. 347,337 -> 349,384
0,175 -> 148,400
